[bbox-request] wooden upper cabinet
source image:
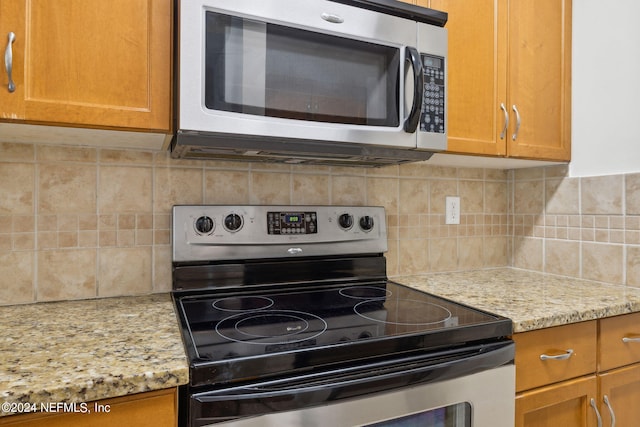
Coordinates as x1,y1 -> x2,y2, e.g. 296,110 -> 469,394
427,0 -> 507,156
507,0 -> 571,161
0,0 -> 171,132
423,0 -> 571,161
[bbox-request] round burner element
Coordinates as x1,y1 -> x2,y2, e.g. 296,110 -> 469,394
354,299 -> 452,326
212,296 -> 274,312
339,286 -> 391,300
216,310 -> 327,345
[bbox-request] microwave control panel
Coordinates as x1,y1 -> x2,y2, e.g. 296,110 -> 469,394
419,54 -> 445,134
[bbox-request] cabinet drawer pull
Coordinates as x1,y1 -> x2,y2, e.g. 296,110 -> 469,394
511,104 -> 521,141
4,32 -> 16,93
603,395 -> 616,427
499,103 -> 509,140
590,398 -> 603,427
539,348 -> 574,360
622,336 -> 640,343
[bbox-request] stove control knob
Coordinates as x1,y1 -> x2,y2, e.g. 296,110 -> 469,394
224,213 -> 243,232
338,213 -> 353,230
194,216 -> 215,235
359,215 -> 375,232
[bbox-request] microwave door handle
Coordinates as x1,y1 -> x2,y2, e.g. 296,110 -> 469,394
403,46 -> 423,133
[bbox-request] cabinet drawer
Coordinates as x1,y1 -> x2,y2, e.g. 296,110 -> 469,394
599,311 -> 640,372
514,321 -> 597,392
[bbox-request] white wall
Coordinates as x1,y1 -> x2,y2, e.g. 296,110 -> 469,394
570,0 -> 640,177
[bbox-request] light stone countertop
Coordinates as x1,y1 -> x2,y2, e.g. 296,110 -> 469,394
394,268 -> 640,333
0,294 -> 189,416
4,268 -> 640,417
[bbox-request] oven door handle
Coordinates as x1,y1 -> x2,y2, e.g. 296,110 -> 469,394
192,341 -> 514,421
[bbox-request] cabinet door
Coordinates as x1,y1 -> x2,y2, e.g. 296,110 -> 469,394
0,0 -> 25,119
4,0 -> 171,132
0,389 -> 177,427
428,0 -> 508,156
507,0 -> 571,161
598,363 -> 640,427
515,376 -> 598,427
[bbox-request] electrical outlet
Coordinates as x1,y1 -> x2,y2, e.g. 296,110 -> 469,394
445,196 -> 460,225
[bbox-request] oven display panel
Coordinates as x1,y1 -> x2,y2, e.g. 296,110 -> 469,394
268,211 -> 317,235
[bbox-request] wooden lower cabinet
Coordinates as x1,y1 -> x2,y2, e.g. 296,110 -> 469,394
515,313 -> 640,426
515,376 -> 598,427
598,360 -> 640,427
0,388 -> 177,427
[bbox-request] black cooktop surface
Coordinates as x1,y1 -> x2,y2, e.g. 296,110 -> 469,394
174,281 -> 512,387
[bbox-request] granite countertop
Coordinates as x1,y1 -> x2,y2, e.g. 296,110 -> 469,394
0,294 -> 189,417
395,268 -> 640,333
4,268 -> 640,417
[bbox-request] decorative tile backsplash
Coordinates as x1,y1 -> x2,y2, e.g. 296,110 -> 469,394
0,142 -> 511,305
511,165 -> 640,286
3,141 -> 639,305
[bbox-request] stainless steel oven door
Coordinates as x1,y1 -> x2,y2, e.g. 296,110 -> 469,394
190,341 -> 515,427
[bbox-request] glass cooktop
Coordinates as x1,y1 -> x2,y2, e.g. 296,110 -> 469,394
175,281 -> 512,387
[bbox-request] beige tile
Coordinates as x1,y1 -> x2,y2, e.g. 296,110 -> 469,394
458,237 -> 483,270
399,161 -> 432,178
428,166 -> 457,179
430,180 -> 457,214
627,246 -> 640,287
513,237 -> 543,271
367,165 -> 398,177
545,239 -> 580,277
546,178 -> 579,214
544,164 -> 570,179
250,172 -> 291,204
429,238 -> 457,272
98,166 -> 152,213
99,149 -> 153,165
154,245 -> 172,293
485,169 -> 508,181
484,236 -> 508,267
459,181 -> 483,214
581,175 -> 623,215
398,239 -> 429,275
37,145 -> 97,163
514,167 -> 544,180
292,174 -> 330,205
399,179 -> 428,214
0,251 -> 34,305
204,170 -> 249,204
457,168 -> 484,180
98,247 -> 152,297
0,163 -> 35,215
485,182 -> 507,214
626,173 -> 640,215
37,249 -> 96,301
39,164 -> 96,214
366,177 -> 398,213
331,175 -> 365,205
514,180 -> 543,214
582,242 -> 623,284
0,143 -> 35,161
154,167 -> 203,212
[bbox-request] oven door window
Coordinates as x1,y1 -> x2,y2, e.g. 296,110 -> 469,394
205,11 -> 400,127
367,403 -> 471,427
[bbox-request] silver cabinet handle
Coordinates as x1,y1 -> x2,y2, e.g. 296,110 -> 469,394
622,336 -> 640,343
5,32 -> 16,93
603,395 -> 616,427
511,104 -> 521,141
499,103 -> 509,140
590,398 -> 603,427
540,348 -> 574,361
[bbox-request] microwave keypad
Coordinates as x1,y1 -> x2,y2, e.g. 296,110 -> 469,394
419,54 -> 445,134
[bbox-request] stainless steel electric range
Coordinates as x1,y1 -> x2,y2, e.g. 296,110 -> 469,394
172,205 -> 515,427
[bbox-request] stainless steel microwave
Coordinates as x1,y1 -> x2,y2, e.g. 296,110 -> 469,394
171,0 -> 448,167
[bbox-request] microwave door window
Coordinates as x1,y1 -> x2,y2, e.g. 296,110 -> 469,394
205,12 -> 400,127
